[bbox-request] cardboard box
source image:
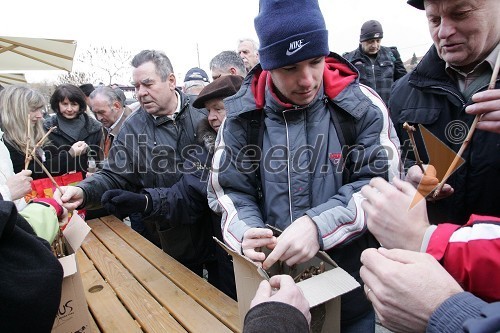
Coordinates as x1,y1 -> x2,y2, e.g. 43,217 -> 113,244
215,238 -> 360,333
52,214 -> 91,333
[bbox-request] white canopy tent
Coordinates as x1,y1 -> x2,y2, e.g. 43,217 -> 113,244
0,73 -> 27,86
0,36 -> 76,72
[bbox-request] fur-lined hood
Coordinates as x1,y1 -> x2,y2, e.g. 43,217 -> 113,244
196,118 -> 216,154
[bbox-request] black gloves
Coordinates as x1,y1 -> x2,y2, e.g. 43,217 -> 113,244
101,189 -> 152,219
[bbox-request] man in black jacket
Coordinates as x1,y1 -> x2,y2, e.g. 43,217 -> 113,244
99,75 -> 244,299
343,20 -> 407,105
390,0 -> 500,224
54,50 -> 212,276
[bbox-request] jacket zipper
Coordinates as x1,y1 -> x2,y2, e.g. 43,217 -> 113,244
371,64 -> 377,90
283,109 -> 294,224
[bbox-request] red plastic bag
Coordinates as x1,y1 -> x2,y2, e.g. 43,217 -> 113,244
25,171 -> 86,220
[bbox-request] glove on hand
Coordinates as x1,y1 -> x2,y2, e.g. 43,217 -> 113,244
101,189 -> 152,219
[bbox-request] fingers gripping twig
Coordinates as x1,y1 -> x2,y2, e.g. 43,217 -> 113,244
403,122 -> 425,175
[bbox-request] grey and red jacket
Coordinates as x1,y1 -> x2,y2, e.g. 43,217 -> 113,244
389,45 -> 500,224
208,53 -> 400,323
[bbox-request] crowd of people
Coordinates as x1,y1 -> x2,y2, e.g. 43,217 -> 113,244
0,0 -> 499,332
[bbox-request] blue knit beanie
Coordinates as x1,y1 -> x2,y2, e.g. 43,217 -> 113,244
254,0 -> 329,70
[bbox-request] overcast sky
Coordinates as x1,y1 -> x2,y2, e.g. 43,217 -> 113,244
2,0 -> 431,84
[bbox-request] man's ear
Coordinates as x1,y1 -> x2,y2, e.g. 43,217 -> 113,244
168,73 -> 177,90
229,67 -> 237,75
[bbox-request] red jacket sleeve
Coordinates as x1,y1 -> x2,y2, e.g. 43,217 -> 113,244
427,214 -> 500,302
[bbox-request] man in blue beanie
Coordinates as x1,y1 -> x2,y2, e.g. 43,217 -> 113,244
208,0 -> 400,331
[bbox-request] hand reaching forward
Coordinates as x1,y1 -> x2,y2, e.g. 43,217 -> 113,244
54,186 -> 84,211
242,227 -> 276,262
361,177 -> 430,251
101,189 -> 152,219
250,274 -> 311,325
263,215 -> 319,270
405,164 -> 453,200
360,248 -> 463,333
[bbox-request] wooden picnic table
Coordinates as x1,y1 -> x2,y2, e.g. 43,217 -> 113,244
77,215 -> 240,333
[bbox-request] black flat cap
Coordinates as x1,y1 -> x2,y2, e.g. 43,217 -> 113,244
79,83 -> 95,96
193,75 -> 243,109
407,0 -> 424,10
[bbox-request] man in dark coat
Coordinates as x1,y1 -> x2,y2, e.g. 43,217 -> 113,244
343,20 -> 407,105
54,50 -> 211,276
389,0 -> 500,224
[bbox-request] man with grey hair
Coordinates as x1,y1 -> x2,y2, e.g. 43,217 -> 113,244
88,86 -> 132,161
238,38 -> 260,72
209,50 -> 247,81
390,0 -> 500,224
55,50 -> 215,278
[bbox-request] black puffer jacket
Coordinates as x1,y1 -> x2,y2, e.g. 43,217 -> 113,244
389,45 -> 500,224
344,45 -> 407,105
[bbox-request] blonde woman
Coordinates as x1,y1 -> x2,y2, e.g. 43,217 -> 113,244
0,85 -> 88,180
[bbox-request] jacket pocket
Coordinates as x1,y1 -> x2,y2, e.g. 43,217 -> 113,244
398,107 -> 442,125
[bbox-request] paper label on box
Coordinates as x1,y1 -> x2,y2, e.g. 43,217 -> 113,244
63,213 -> 91,252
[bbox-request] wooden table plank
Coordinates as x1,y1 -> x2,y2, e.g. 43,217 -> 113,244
81,230 -> 186,333
98,215 -> 241,333
88,314 -> 101,333
88,219 -> 234,333
77,249 -> 142,333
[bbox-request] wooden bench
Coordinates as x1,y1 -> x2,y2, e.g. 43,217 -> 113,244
77,215 -> 240,332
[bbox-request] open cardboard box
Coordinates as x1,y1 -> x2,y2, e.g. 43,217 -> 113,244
215,238 -> 360,333
51,213 -> 91,333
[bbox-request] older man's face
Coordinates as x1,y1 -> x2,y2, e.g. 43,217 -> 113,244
238,41 -> 259,72
90,95 -> 121,128
425,0 -> 500,72
205,98 -> 227,132
132,61 -> 177,117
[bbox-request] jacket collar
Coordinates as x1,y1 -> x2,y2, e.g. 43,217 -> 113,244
225,52 -> 358,117
409,45 -> 457,89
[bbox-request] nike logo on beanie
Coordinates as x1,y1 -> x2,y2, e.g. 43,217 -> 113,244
286,39 -> 310,56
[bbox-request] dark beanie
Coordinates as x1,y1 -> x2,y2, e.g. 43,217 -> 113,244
254,0 -> 329,70
79,83 -> 95,97
407,0 -> 424,10
193,75 -> 243,109
360,20 -> 384,42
